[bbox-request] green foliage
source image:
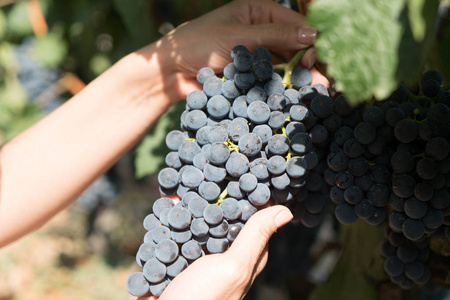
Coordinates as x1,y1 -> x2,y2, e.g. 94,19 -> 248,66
0,10 -> 6,40
135,101 -> 185,178
309,220 -> 387,300
112,0 -> 157,49
89,53 -> 112,76
395,0 -> 439,87
407,0 -> 427,41
0,42 -> 43,143
308,0 -> 441,105
6,0 -> 34,37
308,0 -> 405,105
32,24 -> 68,67
430,7 -> 450,84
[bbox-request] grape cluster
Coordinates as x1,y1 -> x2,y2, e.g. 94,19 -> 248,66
127,45 -> 331,297
127,196 -> 248,297
381,228 -> 431,289
321,70 -> 450,289
323,97 -> 397,226
127,44 -> 450,295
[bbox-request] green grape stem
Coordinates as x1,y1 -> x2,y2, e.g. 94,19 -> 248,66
281,47 -> 311,87
403,84 -> 429,108
272,47 -> 312,87
216,187 -> 228,204
413,153 -> 426,159
281,127 -> 289,140
225,139 -> 239,153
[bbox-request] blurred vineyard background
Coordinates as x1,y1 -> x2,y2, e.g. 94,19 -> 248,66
1,0 -> 450,300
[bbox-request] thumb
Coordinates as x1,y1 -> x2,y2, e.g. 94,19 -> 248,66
227,205 -> 293,267
234,23 -> 317,52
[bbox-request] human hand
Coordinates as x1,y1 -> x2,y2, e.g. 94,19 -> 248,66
137,205 -> 293,300
138,0 -> 320,102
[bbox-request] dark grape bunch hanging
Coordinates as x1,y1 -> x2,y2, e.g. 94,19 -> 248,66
126,44 -> 450,297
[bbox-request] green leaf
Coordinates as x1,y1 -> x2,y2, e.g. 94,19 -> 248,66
308,0 -> 406,105
395,0 -> 440,87
0,77 -> 28,113
0,10 -> 6,40
406,0 -> 427,41
112,0 -> 158,48
308,220 -> 387,300
31,24 -> 67,67
0,42 -> 17,74
134,101 -> 185,178
6,0 -> 33,37
89,54 -> 112,76
429,5 -> 450,85
5,0 -> 51,38
1,104 -> 43,143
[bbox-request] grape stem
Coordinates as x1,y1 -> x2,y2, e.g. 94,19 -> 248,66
226,139 -> 239,153
413,152 -> 426,159
402,84 -> 429,108
216,187 -> 228,204
273,47 -> 312,87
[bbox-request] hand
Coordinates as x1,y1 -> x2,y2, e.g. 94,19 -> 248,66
137,0 -> 319,102
138,205 -> 293,300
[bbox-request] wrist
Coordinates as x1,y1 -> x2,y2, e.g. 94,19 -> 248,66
119,40 -> 184,107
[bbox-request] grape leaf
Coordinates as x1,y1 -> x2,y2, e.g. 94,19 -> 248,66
429,4 -> 450,85
395,0 -> 439,87
308,220 -> 387,300
308,0 -> 439,105
0,10 -> 6,40
407,0 -> 427,41
308,0 -> 406,105
134,101 -> 185,178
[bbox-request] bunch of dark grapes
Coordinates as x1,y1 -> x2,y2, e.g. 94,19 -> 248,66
126,43 -> 450,296
381,228 -> 431,289
322,70 -> 450,289
324,97 -> 395,226
127,45 -> 331,297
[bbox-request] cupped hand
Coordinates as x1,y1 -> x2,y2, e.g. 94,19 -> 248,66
137,205 -> 293,300
147,0 -> 320,100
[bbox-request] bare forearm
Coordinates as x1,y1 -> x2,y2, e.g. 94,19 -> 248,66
0,43 -> 177,247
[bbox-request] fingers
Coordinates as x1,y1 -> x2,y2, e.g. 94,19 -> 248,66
246,0 -> 306,26
161,193 -> 181,204
233,23 -> 317,53
310,67 -> 330,87
301,47 -> 317,70
228,205 -> 293,268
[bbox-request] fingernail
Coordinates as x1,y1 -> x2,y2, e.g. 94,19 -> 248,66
298,27 -> 317,45
274,210 -> 293,228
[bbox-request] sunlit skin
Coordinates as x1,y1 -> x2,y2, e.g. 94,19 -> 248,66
0,0 -> 327,299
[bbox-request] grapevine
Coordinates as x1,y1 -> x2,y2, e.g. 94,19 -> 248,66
126,45 -> 450,297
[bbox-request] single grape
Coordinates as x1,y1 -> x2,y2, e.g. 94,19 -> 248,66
143,258 -> 167,283
127,272 -> 150,297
